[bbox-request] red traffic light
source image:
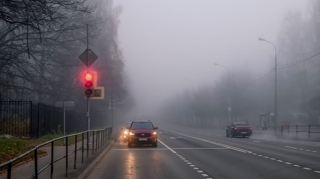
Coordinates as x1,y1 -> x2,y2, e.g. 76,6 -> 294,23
84,72 -> 94,96
85,73 -> 93,81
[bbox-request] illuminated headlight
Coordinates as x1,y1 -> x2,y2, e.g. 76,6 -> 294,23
129,132 -> 135,135
124,130 -> 128,134
152,131 -> 157,135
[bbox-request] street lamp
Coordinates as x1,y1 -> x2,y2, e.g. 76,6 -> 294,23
185,77 -> 195,95
214,63 -> 232,125
259,37 -> 278,133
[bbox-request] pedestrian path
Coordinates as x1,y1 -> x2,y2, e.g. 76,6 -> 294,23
0,133 -> 117,179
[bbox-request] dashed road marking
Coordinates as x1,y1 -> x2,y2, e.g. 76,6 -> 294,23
158,139 -> 213,179
285,145 -> 319,154
162,130 -> 320,176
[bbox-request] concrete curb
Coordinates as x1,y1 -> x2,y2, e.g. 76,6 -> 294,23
77,137 -> 118,179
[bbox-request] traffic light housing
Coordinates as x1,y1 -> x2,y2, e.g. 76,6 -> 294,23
84,72 -> 94,96
83,71 -> 104,99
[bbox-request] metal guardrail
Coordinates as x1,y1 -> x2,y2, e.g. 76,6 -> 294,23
280,125 -> 320,138
0,127 -> 112,179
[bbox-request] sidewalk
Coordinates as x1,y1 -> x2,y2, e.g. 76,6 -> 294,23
0,133 -> 117,179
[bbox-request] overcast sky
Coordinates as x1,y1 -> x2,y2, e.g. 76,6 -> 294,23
113,0 -> 310,115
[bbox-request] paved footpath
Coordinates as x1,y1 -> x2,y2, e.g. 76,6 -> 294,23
0,132 -> 118,179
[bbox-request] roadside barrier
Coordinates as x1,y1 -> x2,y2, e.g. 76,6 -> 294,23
280,125 -> 320,138
0,127 -> 112,179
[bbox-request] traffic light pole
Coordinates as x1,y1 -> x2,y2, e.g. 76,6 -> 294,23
86,24 -> 90,131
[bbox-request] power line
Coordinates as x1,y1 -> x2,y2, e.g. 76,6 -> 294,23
253,68 -> 274,82
278,52 -> 320,70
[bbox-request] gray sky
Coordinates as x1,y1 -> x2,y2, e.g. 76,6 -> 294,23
114,0 -> 309,114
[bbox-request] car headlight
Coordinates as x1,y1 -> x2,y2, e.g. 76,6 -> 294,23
129,132 -> 135,135
152,131 -> 157,135
124,130 -> 128,134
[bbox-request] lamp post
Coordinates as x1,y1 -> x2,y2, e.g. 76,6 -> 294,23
214,63 -> 232,125
259,37 -> 278,133
185,77 -> 195,95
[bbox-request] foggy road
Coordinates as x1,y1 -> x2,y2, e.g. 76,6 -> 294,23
87,127 -> 320,179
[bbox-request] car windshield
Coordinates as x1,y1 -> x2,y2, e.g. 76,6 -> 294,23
131,122 -> 154,130
234,122 -> 248,126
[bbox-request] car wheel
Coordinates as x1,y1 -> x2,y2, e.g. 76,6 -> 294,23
152,142 -> 157,147
226,131 -> 229,137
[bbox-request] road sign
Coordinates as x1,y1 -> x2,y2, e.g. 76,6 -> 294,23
79,48 -> 98,67
266,105 -> 271,113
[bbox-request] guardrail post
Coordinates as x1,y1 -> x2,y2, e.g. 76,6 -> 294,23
74,135 -> 78,169
97,131 -> 100,150
96,131 -> 98,151
87,131 -> 89,158
65,136 -> 68,177
82,133 -> 84,163
34,148 -> 38,179
92,131 -> 95,155
51,141 -> 54,179
7,163 -> 12,179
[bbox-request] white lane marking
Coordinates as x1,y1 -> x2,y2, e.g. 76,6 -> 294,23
158,139 -> 212,178
285,146 -> 297,149
163,129 -> 320,175
163,129 -> 252,153
202,174 -> 209,176
171,148 -> 228,150
158,139 -> 176,154
114,148 -> 168,151
285,146 -> 319,153
170,137 -> 177,139
253,141 -> 260,143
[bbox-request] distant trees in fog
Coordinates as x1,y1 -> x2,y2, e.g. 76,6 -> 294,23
162,0 -> 320,126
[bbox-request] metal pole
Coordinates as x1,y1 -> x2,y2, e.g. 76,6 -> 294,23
274,49 -> 278,133
214,63 -> 231,124
63,102 -> 66,145
259,38 -> 277,133
86,24 -> 90,131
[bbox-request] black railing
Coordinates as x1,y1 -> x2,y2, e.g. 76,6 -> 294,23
280,125 -> 320,138
0,127 -> 112,179
0,100 -> 87,138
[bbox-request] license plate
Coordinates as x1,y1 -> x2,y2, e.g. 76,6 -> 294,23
139,138 -> 147,141
241,132 -> 247,134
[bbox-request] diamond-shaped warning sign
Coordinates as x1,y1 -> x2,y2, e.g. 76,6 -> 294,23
79,48 -> 98,67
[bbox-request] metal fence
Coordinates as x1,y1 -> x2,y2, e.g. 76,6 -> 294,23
280,125 -> 320,138
0,100 -> 86,138
0,128 -> 112,179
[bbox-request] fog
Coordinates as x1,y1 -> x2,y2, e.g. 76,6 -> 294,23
114,0 -> 309,115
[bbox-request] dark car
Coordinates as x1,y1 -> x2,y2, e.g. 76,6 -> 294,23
226,122 -> 252,138
122,122 -> 132,141
127,120 -> 158,147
